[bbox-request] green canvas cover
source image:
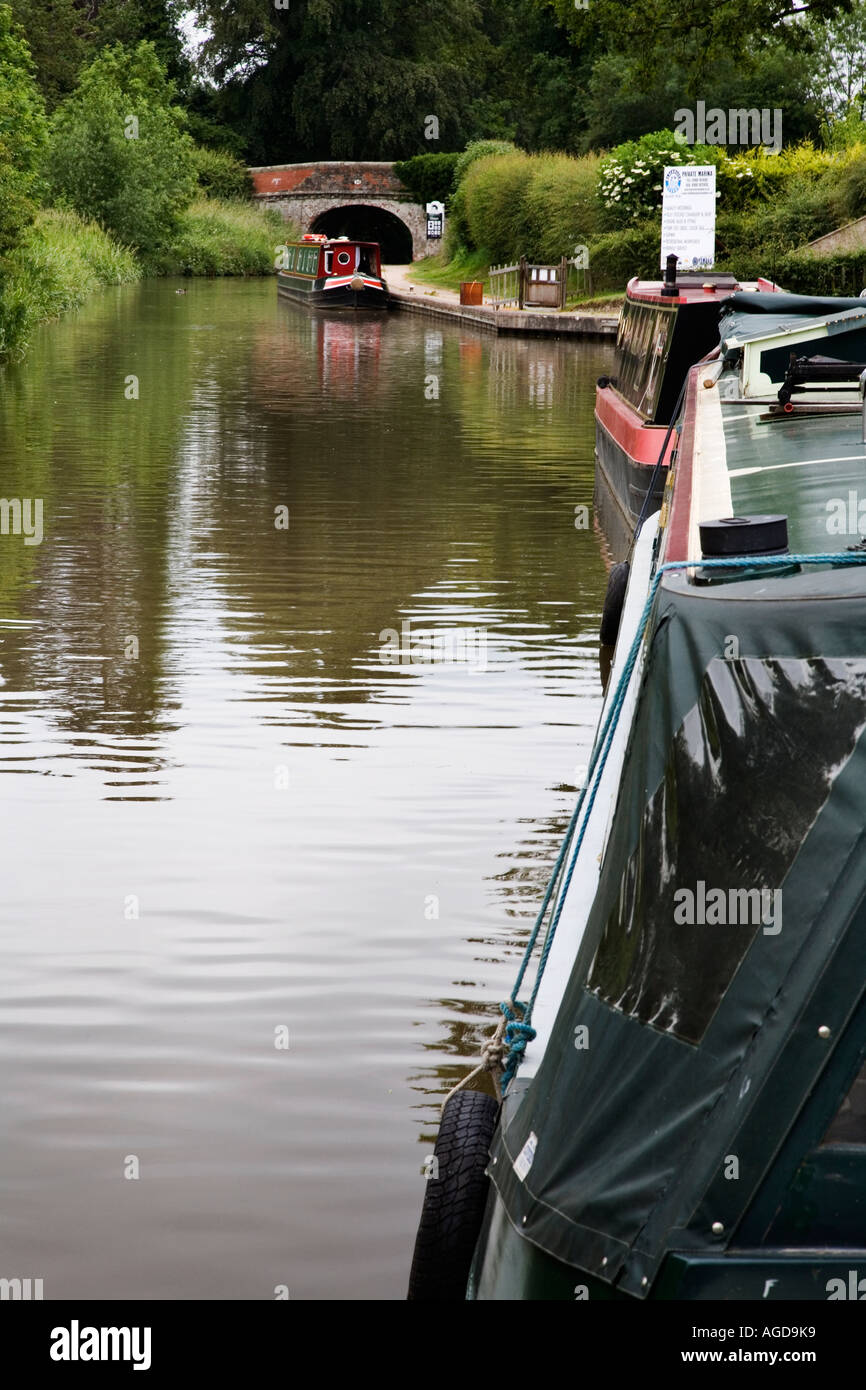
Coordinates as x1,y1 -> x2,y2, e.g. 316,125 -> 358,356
489,565 -> 866,1296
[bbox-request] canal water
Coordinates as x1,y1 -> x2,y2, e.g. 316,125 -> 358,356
0,279 -> 611,1299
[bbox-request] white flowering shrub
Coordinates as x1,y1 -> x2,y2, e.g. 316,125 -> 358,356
598,130 -> 756,227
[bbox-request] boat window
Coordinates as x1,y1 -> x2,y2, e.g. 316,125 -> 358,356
324,250 -> 332,275
359,248 -> 374,274
821,1058 -> 866,1145
335,248 -> 354,271
614,300 -> 675,421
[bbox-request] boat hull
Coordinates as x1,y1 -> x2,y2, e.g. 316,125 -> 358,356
594,419 -> 667,558
277,272 -> 390,311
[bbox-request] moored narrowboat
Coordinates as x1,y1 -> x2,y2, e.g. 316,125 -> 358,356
409,284 -> 866,1302
595,264 -> 762,554
276,233 -> 390,310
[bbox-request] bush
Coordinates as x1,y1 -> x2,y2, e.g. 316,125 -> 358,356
598,131 -> 736,228
522,152 -> 602,261
775,249 -> 866,296
459,150 -> 534,262
149,196 -> 290,276
48,41 -> 196,256
586,223 -> 662,291
393,152 -> 459,206
191,144 -> 252,199
454,139 -> 518,185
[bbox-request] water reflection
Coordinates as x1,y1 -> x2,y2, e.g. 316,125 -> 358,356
0,279 -> 611,1297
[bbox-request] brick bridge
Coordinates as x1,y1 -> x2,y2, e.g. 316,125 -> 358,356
248,162 -> 436,262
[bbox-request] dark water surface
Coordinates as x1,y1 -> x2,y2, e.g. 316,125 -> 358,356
0,279 -> 610,1298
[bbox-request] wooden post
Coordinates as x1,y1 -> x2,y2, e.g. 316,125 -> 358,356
560,254 -> 568,310
518,255 -> 527,311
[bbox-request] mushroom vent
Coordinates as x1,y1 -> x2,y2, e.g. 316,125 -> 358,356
699,514 -> 789,559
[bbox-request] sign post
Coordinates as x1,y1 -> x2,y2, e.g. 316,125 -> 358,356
660,165 -> 716,271
426,201 -> 444,240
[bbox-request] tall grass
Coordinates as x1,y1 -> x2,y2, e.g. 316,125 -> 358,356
148,197 -> 294,277
0,208 -> 140,357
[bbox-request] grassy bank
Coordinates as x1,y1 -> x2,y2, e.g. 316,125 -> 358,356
0,197 -> 295,359
146,196 -> 292,277
0,208 -> 141,357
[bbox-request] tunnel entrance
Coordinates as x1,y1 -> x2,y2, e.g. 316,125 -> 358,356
310,205 -> 413,263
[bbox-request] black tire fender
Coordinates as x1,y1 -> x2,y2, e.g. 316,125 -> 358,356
407,1089 -> 500,1301
599,560 -> 630,647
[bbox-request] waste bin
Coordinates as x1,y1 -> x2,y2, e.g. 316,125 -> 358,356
459,282 -> 483,306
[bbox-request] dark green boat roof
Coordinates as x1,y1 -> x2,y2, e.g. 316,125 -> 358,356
490,564 -> 866,1294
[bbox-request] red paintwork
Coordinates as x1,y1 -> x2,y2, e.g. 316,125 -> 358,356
285,239 -> 383,280
662,366 -> 700,562
625,275 -> 744,307
595,386 -> 677,466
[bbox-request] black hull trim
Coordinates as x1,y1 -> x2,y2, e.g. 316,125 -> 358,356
594,424 -> 667,561
277,276 -> 390,311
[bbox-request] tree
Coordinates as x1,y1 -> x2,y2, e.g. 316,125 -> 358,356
546,0 -> 851,78
0,5 -> 49,256
582,42 -> 823,150
7,0 -> 189,107
806,0 -> 866,122
47,41 -> 196,254
193,0 -> 487,161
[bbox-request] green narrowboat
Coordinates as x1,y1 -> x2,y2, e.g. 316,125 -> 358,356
409,276 -> 866,1302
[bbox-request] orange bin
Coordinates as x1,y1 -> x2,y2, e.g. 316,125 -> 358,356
459,281 -> 484,306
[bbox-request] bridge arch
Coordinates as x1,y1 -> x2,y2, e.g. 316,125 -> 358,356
310,204 -> 413,262
249,163 -> 436,262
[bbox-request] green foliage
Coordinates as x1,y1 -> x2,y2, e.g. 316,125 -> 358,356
47,41 -> 196,255
0,207 -> 140,358
597,132 -> 770,227
459,151 -> 534,262
521,152 -> 602,261
148,196 -> 289,276
191,143 -> 252,199
582,42 -> 823,152
393,152 -> 460,206
585,223 -> 662,291
454,139 -> 519,184
548,0 -> 846,74
184,104 -> 246,157
806,1 -> 866,126
0,5 -> 49,257
194,0 -> 486,162
774,249 -> 866,296
825,145 -> 866,222
8,0 -> 190,107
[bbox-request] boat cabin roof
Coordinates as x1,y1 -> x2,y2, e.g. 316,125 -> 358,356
289,236 -> 379,248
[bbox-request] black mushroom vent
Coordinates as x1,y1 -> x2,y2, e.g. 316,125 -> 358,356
699,514 -> 789,559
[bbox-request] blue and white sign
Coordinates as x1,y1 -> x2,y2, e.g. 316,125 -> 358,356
660,165 -> 716,270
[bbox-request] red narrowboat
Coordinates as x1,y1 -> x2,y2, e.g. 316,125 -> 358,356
276,233 -> 390,310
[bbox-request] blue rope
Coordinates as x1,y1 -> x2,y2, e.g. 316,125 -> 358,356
500,550 -> 866,1091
